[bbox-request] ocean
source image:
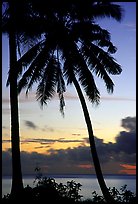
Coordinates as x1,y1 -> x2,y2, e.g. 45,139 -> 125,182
2,174 -> 136,200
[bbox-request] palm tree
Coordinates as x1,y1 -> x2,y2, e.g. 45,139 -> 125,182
6,1 -> 124,202
2,1 -> 24,195
2,0 -> 42,195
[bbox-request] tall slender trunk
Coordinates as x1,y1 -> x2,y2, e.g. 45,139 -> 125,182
73,76 -> 116,203
9,2 -> 23,195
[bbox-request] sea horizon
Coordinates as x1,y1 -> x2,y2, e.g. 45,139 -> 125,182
2,173 -> 136,199
2,173 -> 136,178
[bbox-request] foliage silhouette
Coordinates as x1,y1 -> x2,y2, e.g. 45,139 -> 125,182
2,175 -> 136,204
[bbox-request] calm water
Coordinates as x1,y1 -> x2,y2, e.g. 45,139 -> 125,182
2,175 -> 136,200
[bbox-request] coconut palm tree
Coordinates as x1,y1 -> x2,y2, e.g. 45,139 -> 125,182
2,0 -> 43,195
5,1 -> 124,202
2,1 -> 24,195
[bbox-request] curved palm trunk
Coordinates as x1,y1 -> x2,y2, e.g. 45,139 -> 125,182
73,76 -> 115,203
9,2 -> 23,195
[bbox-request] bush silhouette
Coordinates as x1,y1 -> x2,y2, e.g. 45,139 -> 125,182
2,176 -> 136,204
2,176 -> 82,204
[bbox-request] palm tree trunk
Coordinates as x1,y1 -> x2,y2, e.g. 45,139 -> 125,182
73,76 -> 115,203
9,2 -> 23,195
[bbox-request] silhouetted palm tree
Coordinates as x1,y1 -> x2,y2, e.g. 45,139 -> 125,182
2,1 -> 24,195
4,1 -> 124,202
2,0 -> 42,195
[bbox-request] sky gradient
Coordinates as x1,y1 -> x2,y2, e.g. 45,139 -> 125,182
2,2 -> 136,176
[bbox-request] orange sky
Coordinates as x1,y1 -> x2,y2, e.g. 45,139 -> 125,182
119,164 -> 136,175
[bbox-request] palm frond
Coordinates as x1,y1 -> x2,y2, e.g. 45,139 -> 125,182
7,40 -> 44,87
81,42 -> 122,75
63,57 -> 76,85
91,3 -> 124,22
72,22 -> 111,42
75,54 -> 100,104
59,92 -> 65,117
17,36 -> 55,94
17,45 -> 48,94
72,22 -> 117,55
25,48 -> 51,94
56,65 -> 66,116
81,44 -> 116,93
61,39 -> 77,84
36,57 -> 58,107
78,66 -> 100,104
80,27 -> 117,55
91,43 -> 122,75
63,41 -> 100,104
17,40 -> 44,72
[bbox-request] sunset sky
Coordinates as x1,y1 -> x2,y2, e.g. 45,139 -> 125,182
2,2 -> 136,176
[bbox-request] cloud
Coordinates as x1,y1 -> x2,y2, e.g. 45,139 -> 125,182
21,138 -> 84,145
124,22 -> 136,31
64,93 -> 136,102
113,116 -> 136,155
2,116 -> 136,176
121,116 -> 136,132
41,125 -> 54,132
2,140 -> 11,143
101,96 -> 136,102
3,138 -> 84,146
2,92 -> 36,104
24,120 -> 38,129
72,133 -> 81,136
24,121 -> 55,132
2,93 -> 135,108
119,164 -> 136,174
94,116 -> 136,164
115,131 -> 136,154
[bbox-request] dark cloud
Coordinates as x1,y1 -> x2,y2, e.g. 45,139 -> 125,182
2,138 -> 135,176
115,131 -> 136,154
72,134 -> 81,136
59,139 -> 83,143
34,145 -> 51,149
47,146 -> 92,163
21,138 -> 83,145
82,136 -> 135,164
22,138 -> 55,145
2,149 -> 12,176
94,116 -> 136,163
2,140 -> 11,143
24,122 -> 55,132
24,120 -> 38,129
121,116 -> 136,132
2,147 -> 92,176
42,125 -> 54,132
2,116 -> 136,176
